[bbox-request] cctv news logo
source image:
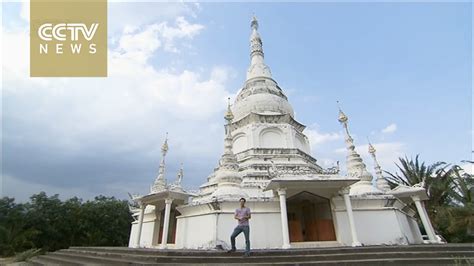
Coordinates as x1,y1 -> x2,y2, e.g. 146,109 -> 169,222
37,23 -> 100,54
30,0 -> 107,77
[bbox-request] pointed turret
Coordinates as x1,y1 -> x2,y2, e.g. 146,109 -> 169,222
210,98 -> 247,201
221,98 -> 237,165
168,162 -> 185,192
151,133 -> 169,193
247,16 -> 272,80
177,163 -> 184,186
337,106 -> 381,196
368,142 -> 391,192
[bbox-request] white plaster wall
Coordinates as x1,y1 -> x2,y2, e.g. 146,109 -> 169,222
233,133 -> 248,154
176,212 -> 283,250
356,210 -> 403,245
140,219 -> 157,247
295,131 -> 311,154
333,211 -> 352,246
295,134 -> 306,152
175,200 -> 284,250
260,128 -> 285,148
334,208 -> 422,246
231,125 -> 253,153
128,222 -> 137,247
395,211 -> 423,244
128,215 -> 158,248
232,123 -> 311,152
151,211 -> 162,246
175,214 -> 216,249
216,212 -> 283,250
408,216 -> 423,243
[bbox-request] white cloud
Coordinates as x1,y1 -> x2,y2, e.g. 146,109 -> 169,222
2,28 -> 30,86
116,17 -> 204,61
305,125 -> 342,148
303,125 -> 344,169
4,16 -> 222,120
16,2 -> 201,34
2,11 -> 233,201
108,2 -> 201,34
381,123 -> 397,134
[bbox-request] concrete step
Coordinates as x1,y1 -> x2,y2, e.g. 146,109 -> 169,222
28,254 -> 83,265
27,244 -> 474,265
68,243 -> 473,257
261,257 -> 474,265
27,256 -> 473,266
58,249 -> 474,264
32,252 -> 151,265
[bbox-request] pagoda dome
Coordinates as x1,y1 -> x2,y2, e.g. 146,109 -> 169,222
232,77 -> 294,121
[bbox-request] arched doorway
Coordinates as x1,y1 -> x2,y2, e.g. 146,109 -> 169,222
287,191 -> 336,242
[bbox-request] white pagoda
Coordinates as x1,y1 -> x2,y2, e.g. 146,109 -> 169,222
128,17 -> 440,250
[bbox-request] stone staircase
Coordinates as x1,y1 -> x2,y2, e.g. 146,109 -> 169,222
28,244 -> 473,265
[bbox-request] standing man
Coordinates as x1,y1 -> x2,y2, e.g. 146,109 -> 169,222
228,197 -> 251,257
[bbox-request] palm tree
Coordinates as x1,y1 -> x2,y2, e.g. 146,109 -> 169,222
386,155 -> 457,211
450,163 -> 473,207
428,164 -> 458,207
385,155 -> 445,188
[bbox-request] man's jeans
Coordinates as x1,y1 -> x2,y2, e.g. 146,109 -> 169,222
230,225 -> 250,253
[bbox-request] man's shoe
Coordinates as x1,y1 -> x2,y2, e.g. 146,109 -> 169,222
243,252 -> 250,257
227,249 -> 236,253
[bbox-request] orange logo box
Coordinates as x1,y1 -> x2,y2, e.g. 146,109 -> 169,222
30,0 -> 107,77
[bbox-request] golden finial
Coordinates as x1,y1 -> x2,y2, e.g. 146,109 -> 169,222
251,15 -> 258,30
224,97 -> 234,122
367,137 -> 376,154
161,132 -> 169,154
337,101 -> 348,123
178,162 -> 184,176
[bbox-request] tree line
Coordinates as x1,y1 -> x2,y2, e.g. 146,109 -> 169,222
0,193 -> 133,257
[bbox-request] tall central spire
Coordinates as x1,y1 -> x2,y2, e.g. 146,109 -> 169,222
232,16 -> 295,121
247,16 -> 272,80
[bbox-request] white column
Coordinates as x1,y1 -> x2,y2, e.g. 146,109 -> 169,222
412,196 -> 437,243
277,188 -> 291,249
160,198 -> 173,249
342,188 -> 361,247
135,203 -> 146,248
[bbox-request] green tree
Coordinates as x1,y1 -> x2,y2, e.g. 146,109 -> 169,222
0,197 -> 38,256
0,192 -> 133,256
24,192 -> 68,251
79,196 -> 133,246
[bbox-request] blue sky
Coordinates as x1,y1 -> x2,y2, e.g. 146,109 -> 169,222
2,2 -> 472,202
